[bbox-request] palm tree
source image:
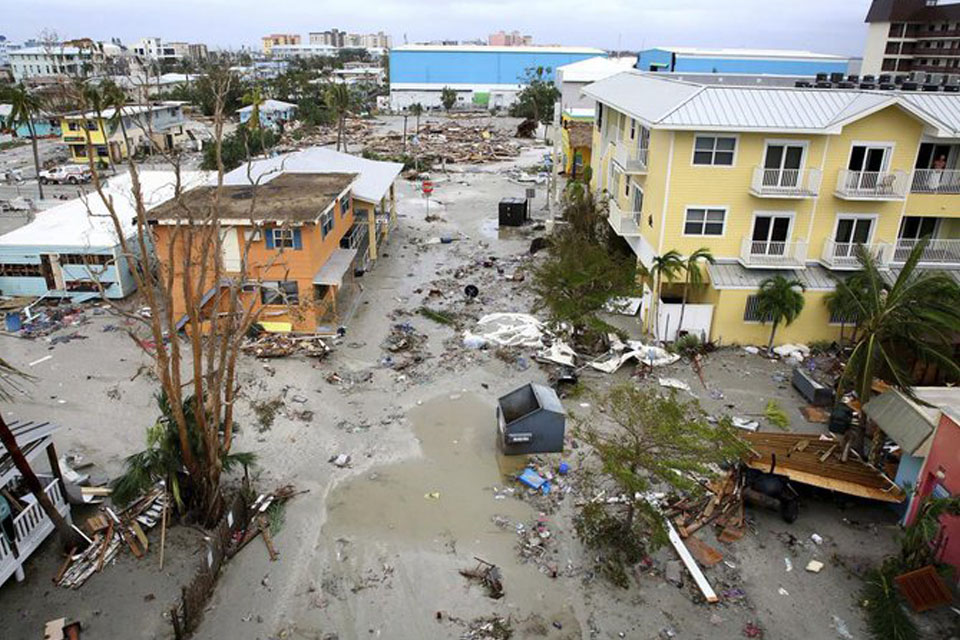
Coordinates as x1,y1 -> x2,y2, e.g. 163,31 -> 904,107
676,248 -> 715,341
838,241 -> 960,406
0,358 -> 84,549
7,84 -> 46,200
112,393 -> 255,512
410,102 -> 424,136
824,271 -> 868,344
648,250 -> 684,341
242,85 -> 266,131
325,83 -> 351,152
756,275 -> 806,353
100,79 -> 131,163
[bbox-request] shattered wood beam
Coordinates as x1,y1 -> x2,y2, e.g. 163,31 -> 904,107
665,516 -> 719,603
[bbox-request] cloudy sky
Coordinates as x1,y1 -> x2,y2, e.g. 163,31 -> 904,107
6,0 -> 871,55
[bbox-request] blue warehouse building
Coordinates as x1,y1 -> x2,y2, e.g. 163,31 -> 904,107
635,47 -> 852,76
388,44 -> 606,111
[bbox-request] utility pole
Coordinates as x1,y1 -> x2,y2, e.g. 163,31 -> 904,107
402,114 -> 408,152
548,100 -> 559,217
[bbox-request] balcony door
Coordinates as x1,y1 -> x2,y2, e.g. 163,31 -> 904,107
834,216 -> 874,258
896,216 -> 939,261
848,145 -> 890,190
751,214 -> 792,256
763,143 -> 805,187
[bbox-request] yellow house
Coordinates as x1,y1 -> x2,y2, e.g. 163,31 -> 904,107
60,103 -> 190,164
584,72 -> 960,346
560,109 -> 594,179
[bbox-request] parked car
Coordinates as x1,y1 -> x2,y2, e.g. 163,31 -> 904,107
38,165 -> 92,185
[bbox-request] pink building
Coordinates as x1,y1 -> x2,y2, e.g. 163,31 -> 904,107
488,31 -> 532,47
905,409 -> 960,581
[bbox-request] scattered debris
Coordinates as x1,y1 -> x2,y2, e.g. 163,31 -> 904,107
464,313 -> 544,348
329,454 -> 352,468
242,334 -> 330,359
459,557 -> 504,599
658,378 -> 691,392
806,560 -> 824,573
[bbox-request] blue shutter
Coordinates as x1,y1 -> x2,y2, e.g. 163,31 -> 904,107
293,229 -> 302,250
265,228 -> 275,249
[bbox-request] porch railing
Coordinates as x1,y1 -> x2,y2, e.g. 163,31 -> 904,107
739,237 -> 808,268
835,170 -> 909,199
750,167 -> 821,197
893,238 -> 960,264
911,169 -> 960,194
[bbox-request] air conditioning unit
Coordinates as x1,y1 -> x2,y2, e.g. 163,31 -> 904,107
794,80 -> 813,88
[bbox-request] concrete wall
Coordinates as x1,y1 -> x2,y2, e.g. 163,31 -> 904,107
390,49 -> 603,86
636,48 -> 849,75
862,21 -> 891,77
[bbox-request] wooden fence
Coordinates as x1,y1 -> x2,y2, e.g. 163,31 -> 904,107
170,493 -> 249,638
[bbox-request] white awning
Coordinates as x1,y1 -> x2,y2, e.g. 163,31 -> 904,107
313,248 -> 357,287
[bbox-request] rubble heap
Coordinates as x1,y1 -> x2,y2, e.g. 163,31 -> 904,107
363,121 -> 523,164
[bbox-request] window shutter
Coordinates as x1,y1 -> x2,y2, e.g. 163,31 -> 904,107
293,229 -> 302,250
265,228 -> 275,249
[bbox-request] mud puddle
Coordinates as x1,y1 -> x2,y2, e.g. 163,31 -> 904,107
319,392 -> 581,636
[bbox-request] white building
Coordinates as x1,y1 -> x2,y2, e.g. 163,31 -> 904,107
271,44 -> 337,59
10,42 -> 136,82
556,55 -> 637,113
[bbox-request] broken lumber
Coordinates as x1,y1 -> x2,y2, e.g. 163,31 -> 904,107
664,515 -> 718,603
819,444 -> 837,463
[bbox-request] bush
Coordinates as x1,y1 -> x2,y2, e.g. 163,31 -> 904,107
202,126 -> 277,171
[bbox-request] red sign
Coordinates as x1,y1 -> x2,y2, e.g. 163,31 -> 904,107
421,180 -> 434,195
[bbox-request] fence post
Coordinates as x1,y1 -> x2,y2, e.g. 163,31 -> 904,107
170,606 -> 183,640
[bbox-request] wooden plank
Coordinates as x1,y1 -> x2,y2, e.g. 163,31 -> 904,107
97,521 -> 114,572
259,516 -> 278,561
131,521 -> 149,553
819,444 -> 837,462
53,547 -> 77,583
685,536 -> 723,566
664,516 -> 718,603
81,486 -> 113,496
44,618 -> 66,640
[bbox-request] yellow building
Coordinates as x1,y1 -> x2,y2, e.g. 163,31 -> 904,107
60,103 -> 190,164
261,34 -> 301,56
584,72 -> 960,346
560,109 -> 594,179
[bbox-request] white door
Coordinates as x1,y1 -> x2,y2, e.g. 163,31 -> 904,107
763,143 -> 805,187
221,228 -> 241,272
834,217 -> 874,258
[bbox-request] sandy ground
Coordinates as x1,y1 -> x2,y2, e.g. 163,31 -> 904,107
0,125 -> 952,640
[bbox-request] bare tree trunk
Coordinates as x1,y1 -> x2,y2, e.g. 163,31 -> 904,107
676,277 -> 689,342
28,123 -> 44,200
0,412 -> 82,549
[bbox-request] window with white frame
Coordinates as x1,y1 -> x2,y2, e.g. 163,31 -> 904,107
684,207 -> 725,236
693,135 -> 736,166
260,281 -> 300,305
271,228 -> 295,248
320,210 -> 334,238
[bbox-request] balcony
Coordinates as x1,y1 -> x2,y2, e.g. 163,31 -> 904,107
608,200 -> 643,236
613,142 -> 648,174
750,167 -> 822,199
892,238 -> 960,265
0,478 -> 70,587
739,237 -> 808,269
835,170 -> 909,200
911,169 -> 960,194
820,240 -> 892,270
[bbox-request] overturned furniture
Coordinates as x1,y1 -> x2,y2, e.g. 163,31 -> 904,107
0,420 -> 72,587
498,197 -> 529,227
496,383 -> 566,455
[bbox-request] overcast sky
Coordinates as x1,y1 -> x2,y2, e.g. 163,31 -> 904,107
6,0 -> 871,55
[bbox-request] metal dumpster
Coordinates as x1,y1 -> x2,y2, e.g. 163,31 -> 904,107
498,197 -> 529,227
496,383 -> 566,455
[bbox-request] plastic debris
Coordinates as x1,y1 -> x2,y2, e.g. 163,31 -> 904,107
732,417 -> 760,432
463,313 -> 544,348
658,378 -> 691,392
806,560 -> 824,573
784,557 -> 793,572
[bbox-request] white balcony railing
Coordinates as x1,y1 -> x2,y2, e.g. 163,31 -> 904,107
609,200 -> 643,236
820,240 -> 892,270
911,169 -> 960,194
750,167 -> 821,198
739,237 -> 808,268
892,238 -> 960,264
835,170 -> 909,200
13,479 -> 67,551
613,142 -> 649,173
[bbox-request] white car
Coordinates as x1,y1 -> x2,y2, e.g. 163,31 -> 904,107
38,165 -> 93,185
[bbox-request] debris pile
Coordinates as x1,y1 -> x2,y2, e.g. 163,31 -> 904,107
363,120 -> 523,164
228,484 -> 303,561
17,305 -> 89,338
58,485 -> 168,589
380,321 -> 428,372
665,468 -> 746,543
242,334 -> 331,359
459,557 -> 504,599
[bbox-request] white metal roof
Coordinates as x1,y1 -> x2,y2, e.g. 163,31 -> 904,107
0,171 -> 208,249
391,44 -> 606,54
650,46 -> 849,61
222,146 -> 403,203
707,261 -> 839,291
557,56 -> 637,84
584,71 -> 960,135
237,99 -> 297,114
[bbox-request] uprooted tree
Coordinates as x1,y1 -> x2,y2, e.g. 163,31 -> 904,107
574,385 -> 746,587
530,178 -> 638,351
70,64 -> 277,526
